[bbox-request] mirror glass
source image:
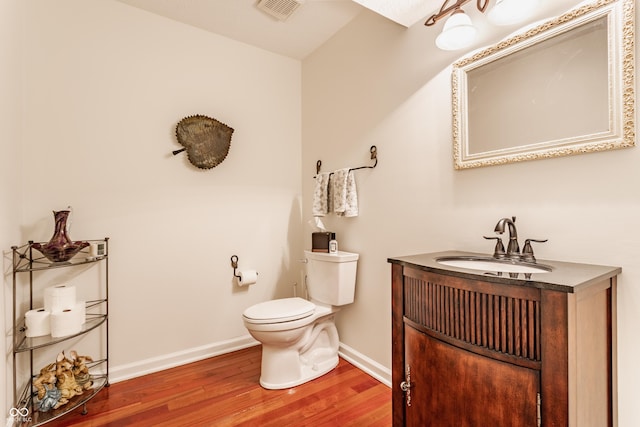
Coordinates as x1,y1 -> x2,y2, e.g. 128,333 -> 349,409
452,0 -> 635,169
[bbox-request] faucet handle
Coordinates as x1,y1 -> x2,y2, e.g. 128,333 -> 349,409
484,236 -> 506,259
522,239 -> 548,262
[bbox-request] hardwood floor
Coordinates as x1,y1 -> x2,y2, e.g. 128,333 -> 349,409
48,346 -> 392,426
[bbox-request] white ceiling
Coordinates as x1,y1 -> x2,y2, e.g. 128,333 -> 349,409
115,0 -> 376,59
115,0 -> 585,60
351,0 -> 437,27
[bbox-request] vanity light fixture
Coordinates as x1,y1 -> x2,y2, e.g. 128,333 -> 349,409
487,0 -> 540,26
435,9 -> 478,51
426,0 -> 538,51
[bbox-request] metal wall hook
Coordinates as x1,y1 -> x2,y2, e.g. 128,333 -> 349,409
350,145 -> 377,172
230,255 -> 241,278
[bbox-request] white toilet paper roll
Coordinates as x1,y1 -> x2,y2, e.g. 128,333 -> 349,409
50,307 -> 83,338
25,308 -> 51,337
75,301 -> 86,325
238,270 -> 258,286
44,285 -> 76,312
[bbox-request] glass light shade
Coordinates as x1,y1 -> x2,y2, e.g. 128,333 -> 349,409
436,11 -> 477,51
487,0 -> 540,26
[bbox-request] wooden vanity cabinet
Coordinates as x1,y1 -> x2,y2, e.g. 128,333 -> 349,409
390,261 -> 617,427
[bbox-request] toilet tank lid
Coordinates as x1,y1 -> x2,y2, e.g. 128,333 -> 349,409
304,250 -> 359,262
243,297 -> 315,322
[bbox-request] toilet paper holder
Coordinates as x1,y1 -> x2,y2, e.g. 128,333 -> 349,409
230,255 -> 257,279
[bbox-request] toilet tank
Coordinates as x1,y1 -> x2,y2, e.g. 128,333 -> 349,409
304,250 -> 359,306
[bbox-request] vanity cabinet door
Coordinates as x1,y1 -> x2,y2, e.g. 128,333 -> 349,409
391,260 -> 617,427
404,325 -> 540,427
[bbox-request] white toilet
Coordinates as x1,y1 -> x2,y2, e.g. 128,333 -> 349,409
242,250 -> 359,389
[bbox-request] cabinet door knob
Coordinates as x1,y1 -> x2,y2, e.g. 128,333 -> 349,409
401,365 -> 412,406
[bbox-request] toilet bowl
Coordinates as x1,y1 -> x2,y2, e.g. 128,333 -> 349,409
243,297 -> 339,389
242,250 -> 359,389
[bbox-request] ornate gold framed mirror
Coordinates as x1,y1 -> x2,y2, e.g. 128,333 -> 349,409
452,0 -> 635,169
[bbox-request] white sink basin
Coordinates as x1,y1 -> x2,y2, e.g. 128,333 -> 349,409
436,256 -> 552,274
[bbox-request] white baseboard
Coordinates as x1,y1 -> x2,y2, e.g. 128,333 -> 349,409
108,335 -> 259,383
108,336 -> 392,389
338,342 -> 392,388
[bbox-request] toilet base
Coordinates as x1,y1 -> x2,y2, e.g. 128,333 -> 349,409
257,318 -> 340,390
260,354 -> 339,390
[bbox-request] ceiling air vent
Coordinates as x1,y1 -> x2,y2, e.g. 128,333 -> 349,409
256,0 -> 304,21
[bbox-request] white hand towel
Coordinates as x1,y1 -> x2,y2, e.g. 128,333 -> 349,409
333,168 -> 358,217
312,172 -> 331,216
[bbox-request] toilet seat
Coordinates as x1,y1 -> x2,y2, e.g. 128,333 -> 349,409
243,297 -> 315,324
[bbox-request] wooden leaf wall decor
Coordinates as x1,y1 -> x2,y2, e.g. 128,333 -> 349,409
173,115 -> 234,169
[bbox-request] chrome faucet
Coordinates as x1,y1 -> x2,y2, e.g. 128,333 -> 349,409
494,216 -> 520,259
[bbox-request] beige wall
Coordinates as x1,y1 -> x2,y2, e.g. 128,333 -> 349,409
21,0 -> 304,363
1,0 -> 24,418
3,0 -> 304,415
302,4 -> 640,426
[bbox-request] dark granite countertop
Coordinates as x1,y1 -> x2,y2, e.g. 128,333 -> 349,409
388,250 -> 621,293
